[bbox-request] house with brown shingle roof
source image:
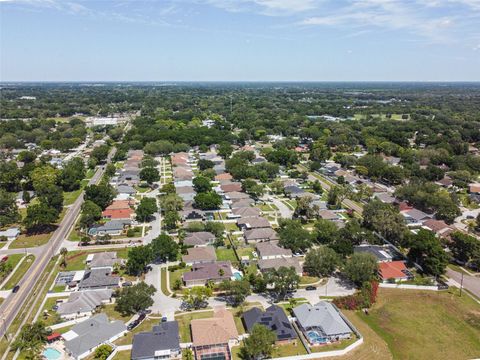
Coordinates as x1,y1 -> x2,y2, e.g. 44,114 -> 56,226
182,246 -> 217,266
183,232 -> 216,247
231,207 -> 261,218
258,257 -> 302,276
244,228 -> 279,243
231,198 -> 255,209
220,183 -> 243,193
256,241 -> 292,260
191,308 -> 239,360
182,261 -> 233,287
237,216 -> 271,230
422,219 -> 454,238
214,173 -> 233,183
225,191 -> 250,201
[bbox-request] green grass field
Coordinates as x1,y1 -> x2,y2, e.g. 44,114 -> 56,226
215,247 -> 237,262
2,254 -> 35,290
359,288 -> 480,360
10,232 -> 52,249
0,254 -> 24,285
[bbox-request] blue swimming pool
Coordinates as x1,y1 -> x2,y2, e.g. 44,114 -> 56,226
233,272 -> 243,280
307,331 -> 327,344
43,347 -> 62,360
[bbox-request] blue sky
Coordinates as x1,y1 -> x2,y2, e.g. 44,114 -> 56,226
1,0 -> 479,81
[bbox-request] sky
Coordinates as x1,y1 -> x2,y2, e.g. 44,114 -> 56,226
1,0 -> 480,81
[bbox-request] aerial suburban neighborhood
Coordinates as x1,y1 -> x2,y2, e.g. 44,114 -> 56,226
1,1 -> 480,360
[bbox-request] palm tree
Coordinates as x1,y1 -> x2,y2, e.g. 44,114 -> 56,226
60,247 -> 68,268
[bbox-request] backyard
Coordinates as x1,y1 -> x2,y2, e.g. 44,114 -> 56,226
357,288 -> 480,360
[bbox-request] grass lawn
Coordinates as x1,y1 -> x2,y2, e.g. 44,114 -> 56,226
112,351 -> 131,360
224,223 -> 239,232
227,309 -> 246,334
236,247 -> 254,259
115,317 -> 160,345
273,342 -> 308,357
63,188 -> 83,206
169,266 -> 190,293
160,268 -> 171,296
38,297 -> 66,327
310,337 -> 357,353
358,288 -> 480,360
10,232 -> 52,249
3,254 -> 35,290
216,248 -> 237,262
101,304 -> 131,322
175,311 -> 214,342
299,276 -> 320,285
0,253 -> 24,281
63,248 -> 129,271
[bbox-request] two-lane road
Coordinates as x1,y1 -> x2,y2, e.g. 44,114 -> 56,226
0,148 -> 115,339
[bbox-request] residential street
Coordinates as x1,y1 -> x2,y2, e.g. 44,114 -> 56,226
446,267 -> 480,299
145,264 -> 181,320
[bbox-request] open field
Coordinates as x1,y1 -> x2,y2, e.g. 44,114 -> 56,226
358,288 -> 480,360
10,233 -> 52,249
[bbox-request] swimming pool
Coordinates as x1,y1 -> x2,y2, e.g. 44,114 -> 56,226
43,347 -> 62,360
233,272 -> 243,280
307,331 -> 327,344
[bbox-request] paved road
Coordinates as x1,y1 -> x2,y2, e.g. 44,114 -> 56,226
454,208 -> 480,233
145,264 -> 181,319
447,268 -> 480,299
268,195 -> 293,219
0,148 -> 115,338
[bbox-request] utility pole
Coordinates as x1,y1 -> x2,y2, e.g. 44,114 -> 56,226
460,272 -> 464,297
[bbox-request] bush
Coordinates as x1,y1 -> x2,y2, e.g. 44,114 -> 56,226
127,228 -> 136,237
333,281 -> 379,310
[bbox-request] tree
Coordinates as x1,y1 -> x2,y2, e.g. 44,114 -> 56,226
12,321 -> 49,355
449,232 -> 479,265
104,163 -> 116,178
140,167 -> 160,185
60,247 -> 68,267
0,189 -> 20,227
192,176 -> 212,193
115,282 -> 156,315
241,324 -> 276,360
94,344 -> 113,360
164,210 -> 180,230
278,219 -> 312,253
219,280 -> 251,306
126,245 -> 153,275
183,286 -> 212,310
90,145 -> 109,163
313,219 -> 339,244
264,266 -> 299,300
197,159 -> 215,171
79,200 -> 102,229
312,180 -> 323,194
151,234 -> 178,262
194,191 -> 222,210
407,229 -> 449,277
136,197 -> 158,222
161,182 -> 176,194
84,183 -> 116,209
217,141 -> 233,159
294,196 -> 319,221
160,193 -> 183,212
363,200 -> 407,244
36,183 -> 64,214
30,165 -> 59,192
23,202 -> 59,231
304,246 -> 340,277
343,253 -> 378,287
242,179 -> 264,200
183,349 -> 194,360
60,157 -> 85,191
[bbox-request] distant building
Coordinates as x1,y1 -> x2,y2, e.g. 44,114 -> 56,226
88,117 -> 118,126
0,227 -> 20,241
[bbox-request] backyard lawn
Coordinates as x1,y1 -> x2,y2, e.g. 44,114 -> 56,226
358,288 -> 480,360
169,266 -> 190,293
215,248 -> 237,262
39,297 -> 66,327
115,317 -> 161,345
2,254 -> 35,290
10,232 -> 52,249
175,311 -> 214,342
101,304 -> 131,322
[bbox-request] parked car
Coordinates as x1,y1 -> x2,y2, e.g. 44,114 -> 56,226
161,316 -> 168,322
12,285 -> 20,293
122,281 -> 132,287
305,286 -> 317,291
1,256 -> 8,262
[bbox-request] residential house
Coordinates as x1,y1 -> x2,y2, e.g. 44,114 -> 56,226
0,227 -> 20,241
401,208 -> 431,226
225,191 -> 250,201
378,261 -> 413,283
242,305 -> 297,344
318,210 -> 341,221
353,245 -> 393,263
214,173 -> 233,183
435,176 -> 454,189
102,207 -> 133,220
173,167 -> 193,181
422,219 -> 454,238
176,186 -> 196,202
78,268 -> 120,290
230,207 -> 261,218
182,261 -> 233,287
284,185 -> 305,198
63,314 -> 127,360
258,257 -> 302,276
469,183 -> 480,194
244,228 -> 279,243
103,200 -> 133,210
374,192 -> 396,204
181,207 -> 205,222
117,184 -> 136,195
230,198 -> 255,209
220,182 -> 243,193
183,232 -> 216,247
87,252 -> 123,270
131,321 -> 181,360
256,241 -> 292,260
293,302 -> 352,345
57,289 -> 113,320
237,216 -> 271,230
182,247 -> 217,266
191,308 -> 239,360
88,220 -> 131,237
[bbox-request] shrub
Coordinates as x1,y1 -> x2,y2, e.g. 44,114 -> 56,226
333,281 -> 379,310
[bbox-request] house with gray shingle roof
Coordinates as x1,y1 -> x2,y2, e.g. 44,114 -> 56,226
64,314 -> 126,359
293,302 -> 352,345
242,305 -> 297,343
78,268 -> 120,290
183,231 -> 216,247
57,289 -> 113,320
131,321 -> 181,360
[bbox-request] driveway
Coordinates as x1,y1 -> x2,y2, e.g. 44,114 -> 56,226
446,267 -> 480,299
454,208 -> 480,232
296,276 -> 356,303
268,195 -> 293,219
144,264 -> 181,320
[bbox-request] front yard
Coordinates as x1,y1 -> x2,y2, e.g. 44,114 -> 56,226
175,311 -> 214,342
